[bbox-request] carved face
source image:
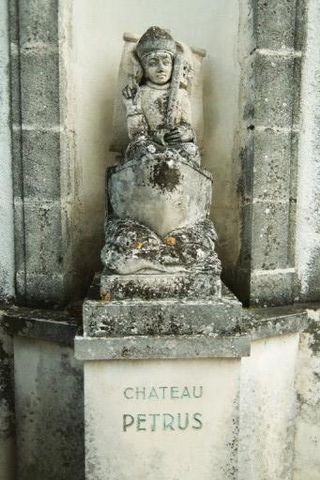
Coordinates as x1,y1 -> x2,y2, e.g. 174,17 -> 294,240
142,51 -> 173,85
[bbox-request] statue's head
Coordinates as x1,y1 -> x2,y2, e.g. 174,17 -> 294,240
136,27 -> 176,85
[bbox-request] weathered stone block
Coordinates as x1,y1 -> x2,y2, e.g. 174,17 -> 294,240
255,0 -> 297,50
24,200 -> 62,275
20,51 -> 59,126
100,273 -> 221,301
250,270 -> 295,306
250,201 -> 290,270
255,53 -> 296,127
15,270 -> 67,306
83,295 -> 243,338
18,0 -> 58,48
253,129 -> 292,202
24,272 -> 65,306
22,130 -> 61,199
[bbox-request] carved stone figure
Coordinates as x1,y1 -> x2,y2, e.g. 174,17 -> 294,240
100,27 -> 221,300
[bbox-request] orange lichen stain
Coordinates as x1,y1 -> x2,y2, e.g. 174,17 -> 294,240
101,290 -> 112,303
132,241 -> 144,249
164,236 -> 177,246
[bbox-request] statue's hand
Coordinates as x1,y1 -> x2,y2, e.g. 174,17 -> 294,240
164,125 -> 194,145
122,85 -> 138,105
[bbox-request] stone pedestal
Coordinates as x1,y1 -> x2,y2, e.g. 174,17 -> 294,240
75,285 -> 249,479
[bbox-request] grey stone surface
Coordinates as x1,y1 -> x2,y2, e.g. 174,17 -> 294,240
255,53 -> 296,128
249,269 -> 295,307
255,0 -> 297,50
83,295 -> 242,338
3,305 -> 81,346
14,336 -> 84,480
0,0 -> 15,303
20,51 -> 60,126
8,54 -> 21,127
22,130 -> 61,199
12,199 -> 25,278
23,272 -> 65,307
24,200 -> 62,275
101,272 -> 221,301
75,334 -> 250,360
243,201 -> 290,270
0,313 -> 15,480
252,129 -> 292,202
236,0 -> 303,306
8,0 -> 99,306
18,0 -> 58,48
242,304 -> 308,340
11,129 -> 23,199
1,301 -> 309,345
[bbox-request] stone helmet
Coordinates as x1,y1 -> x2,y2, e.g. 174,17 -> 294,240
135,26 -> 177,61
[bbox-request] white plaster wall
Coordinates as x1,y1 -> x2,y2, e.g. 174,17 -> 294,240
294,309 -> 320,480
0,0 -> 15,301
70,0 -> 241,274
295,0 -> 320,301
14,337 -> 84,480
239,334 -> 300,480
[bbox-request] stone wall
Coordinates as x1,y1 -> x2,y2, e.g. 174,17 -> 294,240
0,1 -> 320,478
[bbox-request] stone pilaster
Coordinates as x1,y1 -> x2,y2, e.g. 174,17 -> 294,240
0,0 -> 15,302
237,0 -> 304,306
9,0 -> 84,306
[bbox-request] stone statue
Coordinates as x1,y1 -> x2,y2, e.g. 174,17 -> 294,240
121,27 -> 200,166
100,27 -> 221,300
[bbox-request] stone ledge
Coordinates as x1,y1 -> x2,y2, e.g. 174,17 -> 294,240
0,302 -> 310,347
242,305 -> 308,340
0,305 -> 81,346
74,334 -> 250,360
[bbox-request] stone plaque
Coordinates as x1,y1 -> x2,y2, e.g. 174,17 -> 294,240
84,358 -> 240,479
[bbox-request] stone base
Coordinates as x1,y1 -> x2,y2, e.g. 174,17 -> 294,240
83,278 -> 242,338
100,272 -> 222,301
78,275 -> 248,480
